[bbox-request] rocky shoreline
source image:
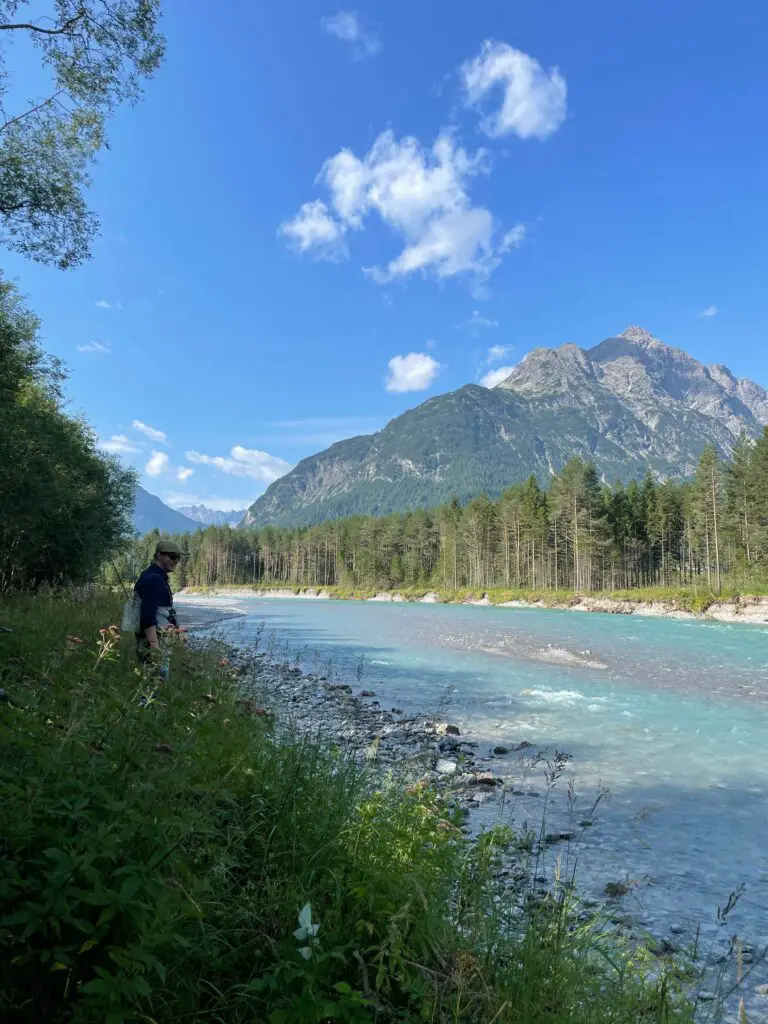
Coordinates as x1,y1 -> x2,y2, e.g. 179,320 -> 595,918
178,587 -> 768,625
176,598 -> 566,842
214,641 -> 530,827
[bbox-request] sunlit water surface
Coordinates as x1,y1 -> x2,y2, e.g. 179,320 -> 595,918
194,597 -> 768,1009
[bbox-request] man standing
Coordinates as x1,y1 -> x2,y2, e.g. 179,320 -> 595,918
135,539 -> 182,680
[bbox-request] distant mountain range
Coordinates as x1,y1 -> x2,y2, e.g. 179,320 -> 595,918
132,490 -> 246,534
176,504 -> 245,527
133,487 -> 198,535
244,327 -> 768,527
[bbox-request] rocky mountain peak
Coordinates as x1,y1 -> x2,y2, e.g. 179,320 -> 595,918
620,326 -> 661,346
497,342 -> 596,395
245,326 -> 768,527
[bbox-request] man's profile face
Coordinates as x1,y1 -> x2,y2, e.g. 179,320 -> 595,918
158,551 -> 181,573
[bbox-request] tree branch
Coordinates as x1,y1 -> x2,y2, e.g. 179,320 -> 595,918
1,93 -> 65,134
0,12 -> 86,36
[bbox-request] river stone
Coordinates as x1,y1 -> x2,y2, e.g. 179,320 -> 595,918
544,832 -> 575,845
436,723 -> 460,736
436,759 -> 458,775
493,745 -> 509,755
474,772 -> 502,786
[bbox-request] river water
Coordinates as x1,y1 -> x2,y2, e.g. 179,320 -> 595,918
201,596 -> 768,1005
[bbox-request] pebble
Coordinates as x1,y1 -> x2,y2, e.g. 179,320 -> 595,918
436,759 -> 458,775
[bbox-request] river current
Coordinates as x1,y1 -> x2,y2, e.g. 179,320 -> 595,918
197,596 -> 768,1008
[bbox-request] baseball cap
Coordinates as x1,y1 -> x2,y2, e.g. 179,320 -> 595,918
155,539 -> 184,556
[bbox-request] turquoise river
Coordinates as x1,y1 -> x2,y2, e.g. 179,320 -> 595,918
194,595 -> 768,1015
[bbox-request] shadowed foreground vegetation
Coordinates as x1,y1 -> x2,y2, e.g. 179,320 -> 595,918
0,592 -> 727,1023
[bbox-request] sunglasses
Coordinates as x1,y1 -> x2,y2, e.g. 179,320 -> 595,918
165,553 -> 181,562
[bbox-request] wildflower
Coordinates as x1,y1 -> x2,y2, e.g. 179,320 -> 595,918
66,635 -> 83,649
218,658 -> 230,668
293,903 -> 320,960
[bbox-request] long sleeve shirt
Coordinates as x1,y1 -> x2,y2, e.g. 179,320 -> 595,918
134,562 -> 177,636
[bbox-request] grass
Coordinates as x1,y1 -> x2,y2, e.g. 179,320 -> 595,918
182,580 -> 768,614
0,590 -> 718,1022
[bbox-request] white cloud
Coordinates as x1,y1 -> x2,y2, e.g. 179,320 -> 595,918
132,420 -> 168,444
177,466 -> 194,481
698,305 -> 719,318
99,434 -> 139,454
462,309 -> 499,333
164,493 -> 251,512
279,200 -> 348,260
375,206 -> 495,282
77,340 -> 111,354
321,10 -> 380,58
486,344 -> 511,363
286,129 -> 521,286
500,223 -> 526,251
145,450 -> 169,477
385,352 -> 440,393
480,365 -> 515,388
186,446 -> 292,483
462,41 -> 567,141
94,299 -> 122,310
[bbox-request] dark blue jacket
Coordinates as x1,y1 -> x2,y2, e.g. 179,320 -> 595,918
135,563 -> 177,635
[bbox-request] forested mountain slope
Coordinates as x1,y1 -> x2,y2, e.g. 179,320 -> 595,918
245,328 -> 768,527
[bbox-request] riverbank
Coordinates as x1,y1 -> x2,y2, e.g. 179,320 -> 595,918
179,584 -> 768,624
0,591 -> 745,1022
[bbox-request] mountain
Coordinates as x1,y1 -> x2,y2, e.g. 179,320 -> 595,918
133,486 -> 199,535
244,327 -> 768,527
176,505 -> 246,527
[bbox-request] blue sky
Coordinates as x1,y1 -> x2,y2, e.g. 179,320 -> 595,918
6,0 -> 768,510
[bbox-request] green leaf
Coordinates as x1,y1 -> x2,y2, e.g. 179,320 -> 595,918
43,847 -> 68,862
130,975 -> 152,997
80,978 -> 112,995
333,981 -> 353,994
118,876 -> 141,903
2,906 -> 39,926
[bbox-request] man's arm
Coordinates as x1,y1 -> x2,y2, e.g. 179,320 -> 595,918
136,574 -> 164,646
144,624 -> 160,648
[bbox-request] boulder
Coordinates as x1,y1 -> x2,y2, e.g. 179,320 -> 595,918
436,723 -> 460,736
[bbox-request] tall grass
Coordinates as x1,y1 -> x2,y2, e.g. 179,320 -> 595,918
0,591 -> 702,1022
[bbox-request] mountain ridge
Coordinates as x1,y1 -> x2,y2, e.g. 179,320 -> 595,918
133,487 -> 199,535
244,328 -> 768,528
177,505 -> 246,528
